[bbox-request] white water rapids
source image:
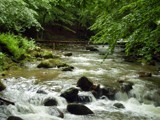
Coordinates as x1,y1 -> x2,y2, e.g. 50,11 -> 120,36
0,45 -> 160,120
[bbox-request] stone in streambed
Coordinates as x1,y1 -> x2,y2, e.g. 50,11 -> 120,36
64,53 -> 73,57
61,66 -> 74,71
113,103 -> 125,109
137,72 -> 152,77
77,76 -> 93,91
100,87 -> 117,100
60,87 -> 79,102
7,116 -> 23,120
44,98 -> 58,106
67,103 -> 94,115
36,89 -> 47,94
86,46 -> 98,52
120,81 -> 133,93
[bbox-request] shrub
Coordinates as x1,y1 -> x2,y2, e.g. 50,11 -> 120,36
0,33 -> 35,60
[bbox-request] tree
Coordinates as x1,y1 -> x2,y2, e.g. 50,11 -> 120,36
90,0 -> 160,61
0,0 -> 41,32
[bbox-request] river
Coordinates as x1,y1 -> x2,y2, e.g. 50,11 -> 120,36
0,45 -> 160,120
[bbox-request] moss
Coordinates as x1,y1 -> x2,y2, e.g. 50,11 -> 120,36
37,59 -> 66,68
31,49 -> 59,59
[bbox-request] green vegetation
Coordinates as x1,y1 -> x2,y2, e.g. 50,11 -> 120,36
90,0 -> 160,61
0,33 -> 36,71
0,33 -> 35,60
0,0 -> 160,68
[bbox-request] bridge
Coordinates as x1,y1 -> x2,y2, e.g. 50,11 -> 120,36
36,40 -> 90,49
36,40 -> 126,49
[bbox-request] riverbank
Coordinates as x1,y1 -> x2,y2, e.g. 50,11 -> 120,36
0,45 -> 160,120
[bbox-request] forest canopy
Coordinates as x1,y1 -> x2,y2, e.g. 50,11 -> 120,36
0,0 -> 160,62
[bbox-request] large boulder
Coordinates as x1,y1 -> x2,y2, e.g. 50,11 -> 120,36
60,87 -> 79,102
77,76 -> 94,91
44,98 -> 58,106
7,116 -> 23,120
67,103 -> 94,115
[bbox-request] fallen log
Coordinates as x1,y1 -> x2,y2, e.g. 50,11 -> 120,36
0,97 -> 15,105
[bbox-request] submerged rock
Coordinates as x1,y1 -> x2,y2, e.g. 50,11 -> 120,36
44,98 -> 58,106
113,103 -> 125,109
100,87 -> 117,100
62,66 -> 74,71
77,76 -> 93,91
123,55 -> 138,62
138,72 -> 152,77
7,116 -> 23,120
86,46 -> 98,52
64,52 -> 73,57
36,89 -> 47,94
120,82 -> 133,93
60,87 -> 79,102
67,103 -> 94,115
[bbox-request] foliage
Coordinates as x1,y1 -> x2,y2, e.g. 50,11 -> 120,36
90,0 -> 160,61
0,33 -> 35,60
0,0 -> 41,32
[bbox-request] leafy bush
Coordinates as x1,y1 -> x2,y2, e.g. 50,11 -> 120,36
90,0 -> 160,61
0,0 -> 41,32
0,33 -> 35,60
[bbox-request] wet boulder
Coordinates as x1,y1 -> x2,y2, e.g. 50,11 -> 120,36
64,52 -> 73,57
67,103 -> 94,115
86,46 -> 98,52
120,81 -> 133,93
137,72 -> 152,77
100,87 -> 117,100
57,63 -> 68,68
91,85 -> 116,100
60,87 -> 79,102
44,98 -> 58,106
113,103 -> 125,109
62,66 -> 74,72
77,76 -> 94,91
7,116 -> 23,120
0,80 -> 6,91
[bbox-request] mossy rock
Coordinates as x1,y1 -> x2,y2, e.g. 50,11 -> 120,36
31,50 -> 59,59
0,80 -> 6,91
37,59 -> 66,68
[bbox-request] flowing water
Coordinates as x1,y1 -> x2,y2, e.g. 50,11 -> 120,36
0,45 -> 160,120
